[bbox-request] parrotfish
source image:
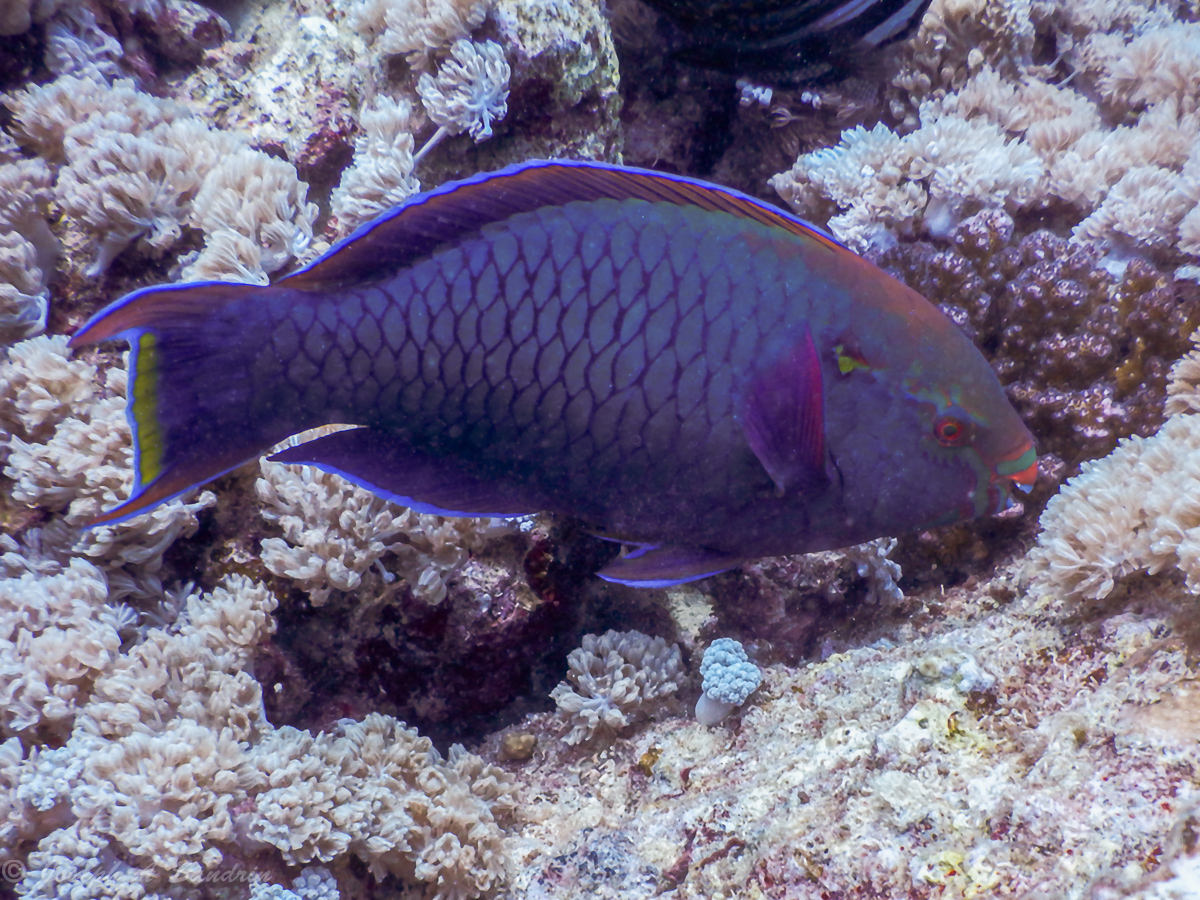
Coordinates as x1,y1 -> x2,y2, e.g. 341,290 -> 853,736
71,160 -> 1037,587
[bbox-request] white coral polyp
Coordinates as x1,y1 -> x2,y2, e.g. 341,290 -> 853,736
247,713 -> 514,897
0,559 -> 119,736
3,359 -> 215,578
331,95 -> 422,232
0,335 -> 95,437
775,49 -> 1200,260
57,122 -> 198,277
771,110 -> 1045,251
551,629 -> 684,745
0,155 -> 55,344
351,0 -> 489,67
257,458 -> 511,606
418,39 -> 511,142
185,147 -> 318,281
1031,406 -> 1200,600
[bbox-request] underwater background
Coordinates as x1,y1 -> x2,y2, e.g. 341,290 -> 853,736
1,0 -> 1200,896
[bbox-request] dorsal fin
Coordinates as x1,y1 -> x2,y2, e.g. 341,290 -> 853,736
280,159 -> 852,291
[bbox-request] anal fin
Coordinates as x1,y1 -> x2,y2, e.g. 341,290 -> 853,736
269,427 -> 541,517
597,544 -> 742,587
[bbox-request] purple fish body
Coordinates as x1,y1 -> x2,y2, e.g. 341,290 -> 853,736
71,160 -> 1036,586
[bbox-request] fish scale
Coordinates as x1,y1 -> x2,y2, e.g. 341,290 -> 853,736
71,160 -> 1037,586
244,200 -> 763,528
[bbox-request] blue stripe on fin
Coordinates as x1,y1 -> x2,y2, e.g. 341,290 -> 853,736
597,544 -> 742,587
280,159 -> 853,291
268,427 -> 543,517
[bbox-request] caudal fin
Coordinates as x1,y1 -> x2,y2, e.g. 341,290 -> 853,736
70,280 -> 291,524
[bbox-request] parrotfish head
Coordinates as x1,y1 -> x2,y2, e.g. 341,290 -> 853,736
899,391 -> 1038,527
822,276 -> 1037,538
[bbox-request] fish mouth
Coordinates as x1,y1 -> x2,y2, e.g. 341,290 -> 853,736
976,440 -> 1037,516
993,441 -> 1038,493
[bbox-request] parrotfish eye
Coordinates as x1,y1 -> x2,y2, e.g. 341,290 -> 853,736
933,412 -> 971,447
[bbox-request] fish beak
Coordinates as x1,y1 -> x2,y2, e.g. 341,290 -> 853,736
1006,457 -> 1038,493
994,442 -> 1037,493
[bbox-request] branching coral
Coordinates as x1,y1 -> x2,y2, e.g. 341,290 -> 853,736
551,629 -> 683,745
257,459 -> 512,606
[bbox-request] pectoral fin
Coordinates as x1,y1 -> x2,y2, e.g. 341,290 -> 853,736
738,326 -> 829,496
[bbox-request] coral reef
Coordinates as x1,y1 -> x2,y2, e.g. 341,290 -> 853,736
0,559 -> 119,739
0,156 -> 55,343
769,0 -> 1200,286
3,74 -> 315,283
1029,330 -> 1200,601
181,147 -> 319,284
349,0 -> 489,69
1,0 -> 1199,897
248,714 -> 515,894
257,458 -> 515,607
1,339 -> 215,593
329,95 -> 422,232
0,573 -> 518,899
504,565 -> 1200,899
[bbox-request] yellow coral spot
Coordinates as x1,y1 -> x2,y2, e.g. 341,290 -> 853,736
637,746 -> 662,777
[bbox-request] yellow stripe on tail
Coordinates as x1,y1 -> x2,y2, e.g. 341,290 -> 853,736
131,331 -> 165,488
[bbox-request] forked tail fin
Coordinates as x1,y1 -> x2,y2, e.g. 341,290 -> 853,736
70,280 -> 296,525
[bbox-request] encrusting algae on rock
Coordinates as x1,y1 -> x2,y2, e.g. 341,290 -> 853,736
1,0 -> 1200,896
